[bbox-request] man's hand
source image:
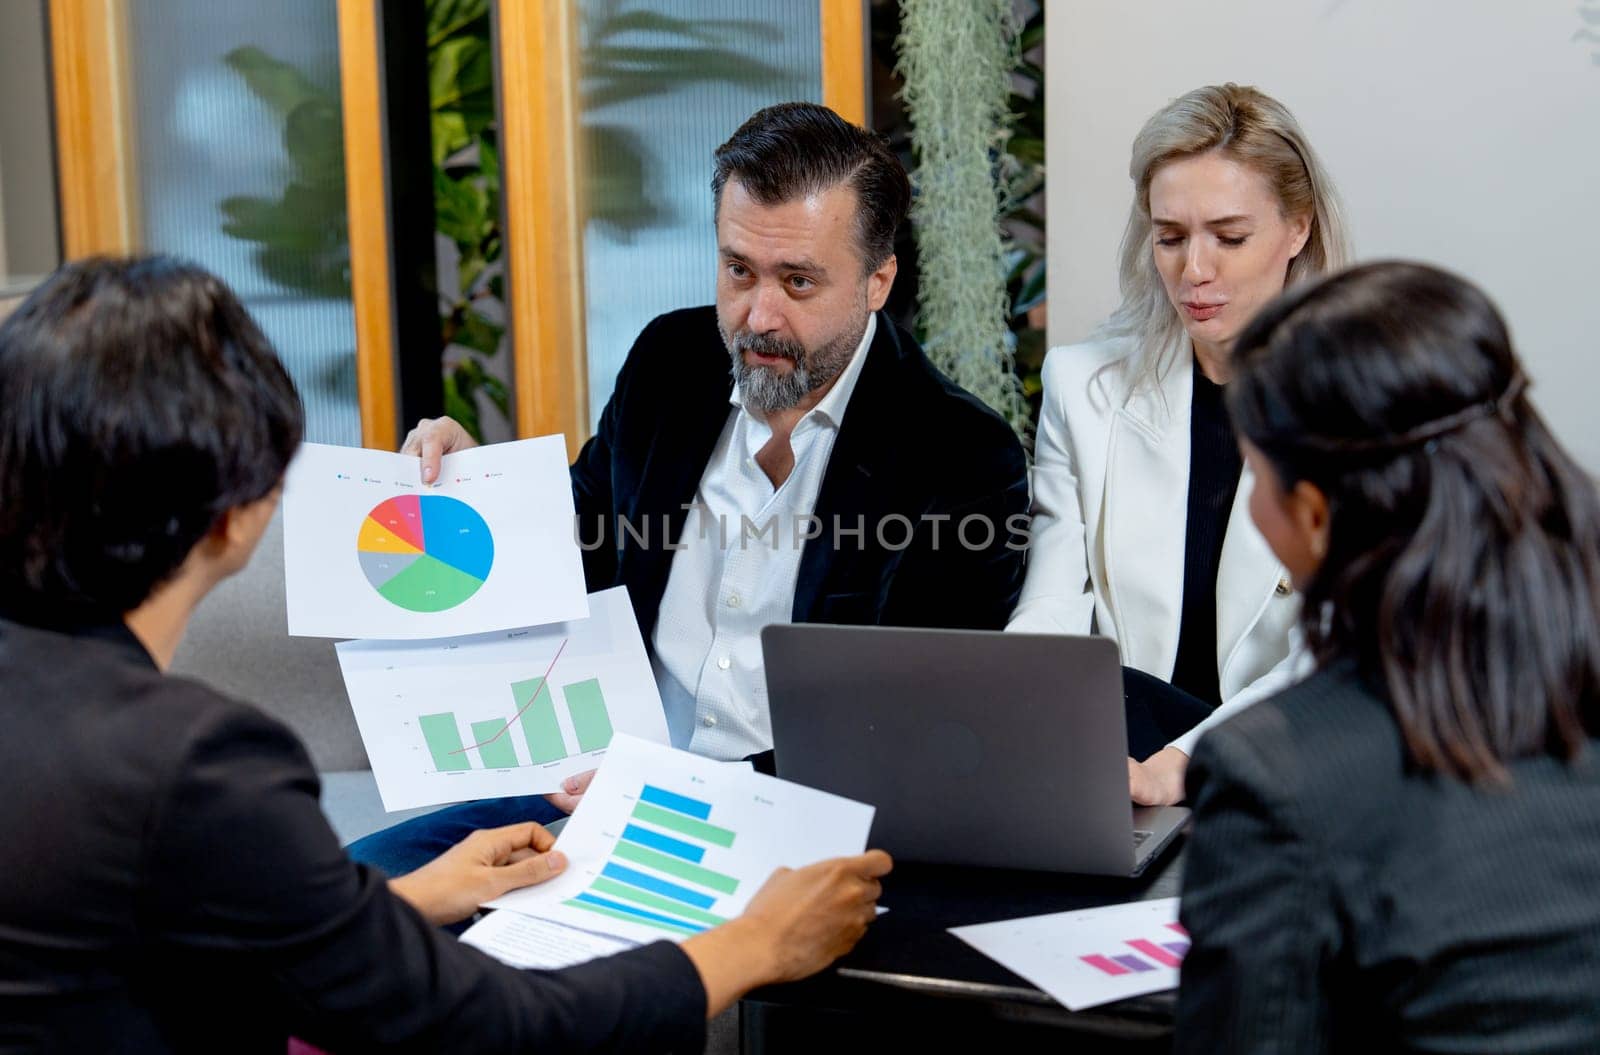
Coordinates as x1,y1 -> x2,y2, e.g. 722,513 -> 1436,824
544,768 -> 596,815
400,415 -> 478,484
680,850 -> 892,1018
388,821 -> 566,926
1128,746 -> 1190,806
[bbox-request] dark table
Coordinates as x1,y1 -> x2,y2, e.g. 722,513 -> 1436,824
740,839 -> 1186,1053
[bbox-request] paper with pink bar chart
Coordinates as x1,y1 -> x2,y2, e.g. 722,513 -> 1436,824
949,897 -> 1188,1011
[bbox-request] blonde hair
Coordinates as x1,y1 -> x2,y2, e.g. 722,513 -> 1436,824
1097,83 -> 1352,397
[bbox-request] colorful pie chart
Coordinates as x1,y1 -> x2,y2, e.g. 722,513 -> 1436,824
357,494 -> 494,612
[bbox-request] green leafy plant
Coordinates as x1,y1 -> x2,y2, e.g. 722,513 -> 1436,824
1003,7 -> 1047,418
219,47 -> 350,299
895,0 -> 1033,440
218,14 -> 510,444
580,2 -> 798,235
427,0 -> 508,443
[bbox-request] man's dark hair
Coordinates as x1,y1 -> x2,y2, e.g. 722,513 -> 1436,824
1229,261 -> 1600,783
0,255 -> 304,623
711,102 -> 910,271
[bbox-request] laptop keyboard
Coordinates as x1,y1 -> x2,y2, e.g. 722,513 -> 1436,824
1133,829 -> 1153,849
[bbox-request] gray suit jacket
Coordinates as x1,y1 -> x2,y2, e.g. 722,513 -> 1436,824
1177,660 -> 1600,1054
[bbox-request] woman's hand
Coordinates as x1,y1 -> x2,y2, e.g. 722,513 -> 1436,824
1129,746 -> 1191,806
680,850 -> 892,1018
389,821 -> 567,926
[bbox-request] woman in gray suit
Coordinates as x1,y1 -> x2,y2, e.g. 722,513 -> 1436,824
1178,261 -> 1600,1052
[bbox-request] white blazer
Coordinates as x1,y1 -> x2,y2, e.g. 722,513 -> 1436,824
1008,335 -> 1311,756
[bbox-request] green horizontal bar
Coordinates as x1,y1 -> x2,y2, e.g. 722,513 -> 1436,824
591,877 -> 728,927
564,898 -> 698,937
613,840 -> 740,895
632,801 -> 736,848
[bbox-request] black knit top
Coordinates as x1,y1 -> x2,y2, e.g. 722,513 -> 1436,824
1169,361 -> 1243,710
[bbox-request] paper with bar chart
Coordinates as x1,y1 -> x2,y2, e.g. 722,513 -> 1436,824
949,897 -> 1187,1011
283,438 -> 586,639
335,588 -> 668,810
486,734 -> 875,946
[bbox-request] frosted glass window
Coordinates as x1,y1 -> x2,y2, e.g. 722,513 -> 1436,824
127,0 -> 360,445
579,1 -> 823,428
0,0 -> 60,294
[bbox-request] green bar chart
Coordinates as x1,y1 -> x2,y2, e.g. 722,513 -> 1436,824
415,667 -> 622,773
341,589 -> 673,812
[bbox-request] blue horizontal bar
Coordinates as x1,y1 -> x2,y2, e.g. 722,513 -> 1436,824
622,824 -> 705,863
574,892 -> 708,933
640,784 -> 712,820
602,862 -> 717,910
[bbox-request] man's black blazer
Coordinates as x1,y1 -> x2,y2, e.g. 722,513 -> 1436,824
571,307 -> 1030,644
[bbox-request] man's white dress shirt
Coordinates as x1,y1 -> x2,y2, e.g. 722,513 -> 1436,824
650,316 -> 876,760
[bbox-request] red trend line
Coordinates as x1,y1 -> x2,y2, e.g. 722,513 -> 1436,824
447,637 -> 569,755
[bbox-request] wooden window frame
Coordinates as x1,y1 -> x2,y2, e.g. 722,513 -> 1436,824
52,0 -> 866,456
495,0 -> 867,459
48,0 -> 139,257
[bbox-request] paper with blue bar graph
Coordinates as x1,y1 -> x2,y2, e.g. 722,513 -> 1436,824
335,587 -> 669,810
485,734 -> 875,946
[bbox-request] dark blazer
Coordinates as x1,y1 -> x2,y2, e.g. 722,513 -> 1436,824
1177,661 -> 1600,1054
0,614 -> 705,1054
571,307 -> 1030,644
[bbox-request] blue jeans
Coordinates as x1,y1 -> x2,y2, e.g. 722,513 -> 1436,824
346,795 -> 567,877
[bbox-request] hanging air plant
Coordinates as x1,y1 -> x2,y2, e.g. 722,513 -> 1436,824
895,0 -> 1033,441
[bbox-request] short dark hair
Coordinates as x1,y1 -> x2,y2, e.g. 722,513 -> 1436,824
1228,261 -> 1600,782
711,102 -> 910,271
0,256 -> 304,623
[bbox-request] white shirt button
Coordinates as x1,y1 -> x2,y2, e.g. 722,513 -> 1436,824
702,714 -> 717,727
716,656 -> 731,671
727,594 -> 742,608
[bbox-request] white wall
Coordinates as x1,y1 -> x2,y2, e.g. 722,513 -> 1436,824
1046,0 -> 1600,471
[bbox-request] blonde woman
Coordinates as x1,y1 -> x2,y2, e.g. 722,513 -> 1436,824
1009,84 -> 1351,805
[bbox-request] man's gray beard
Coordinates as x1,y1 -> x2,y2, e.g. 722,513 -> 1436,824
723,314 -> 868,416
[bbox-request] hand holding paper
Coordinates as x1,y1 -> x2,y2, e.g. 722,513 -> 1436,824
465,735 -> 890,1019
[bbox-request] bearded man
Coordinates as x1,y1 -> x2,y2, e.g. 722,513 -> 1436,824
354,103 -> 1028,872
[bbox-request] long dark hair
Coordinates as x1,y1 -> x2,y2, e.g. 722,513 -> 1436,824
1228,261 -> 1600,781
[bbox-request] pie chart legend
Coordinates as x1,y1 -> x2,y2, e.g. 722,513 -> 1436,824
358,495 -> 494,612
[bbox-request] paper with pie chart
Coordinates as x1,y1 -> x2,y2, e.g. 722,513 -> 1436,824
335,588 -> 670,810
283,438 -> 587,639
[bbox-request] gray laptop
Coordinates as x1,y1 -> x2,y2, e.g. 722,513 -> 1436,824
762,625 -> 1189,877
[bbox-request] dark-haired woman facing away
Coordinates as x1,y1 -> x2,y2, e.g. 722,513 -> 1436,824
1177,261 -> 1600,1053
